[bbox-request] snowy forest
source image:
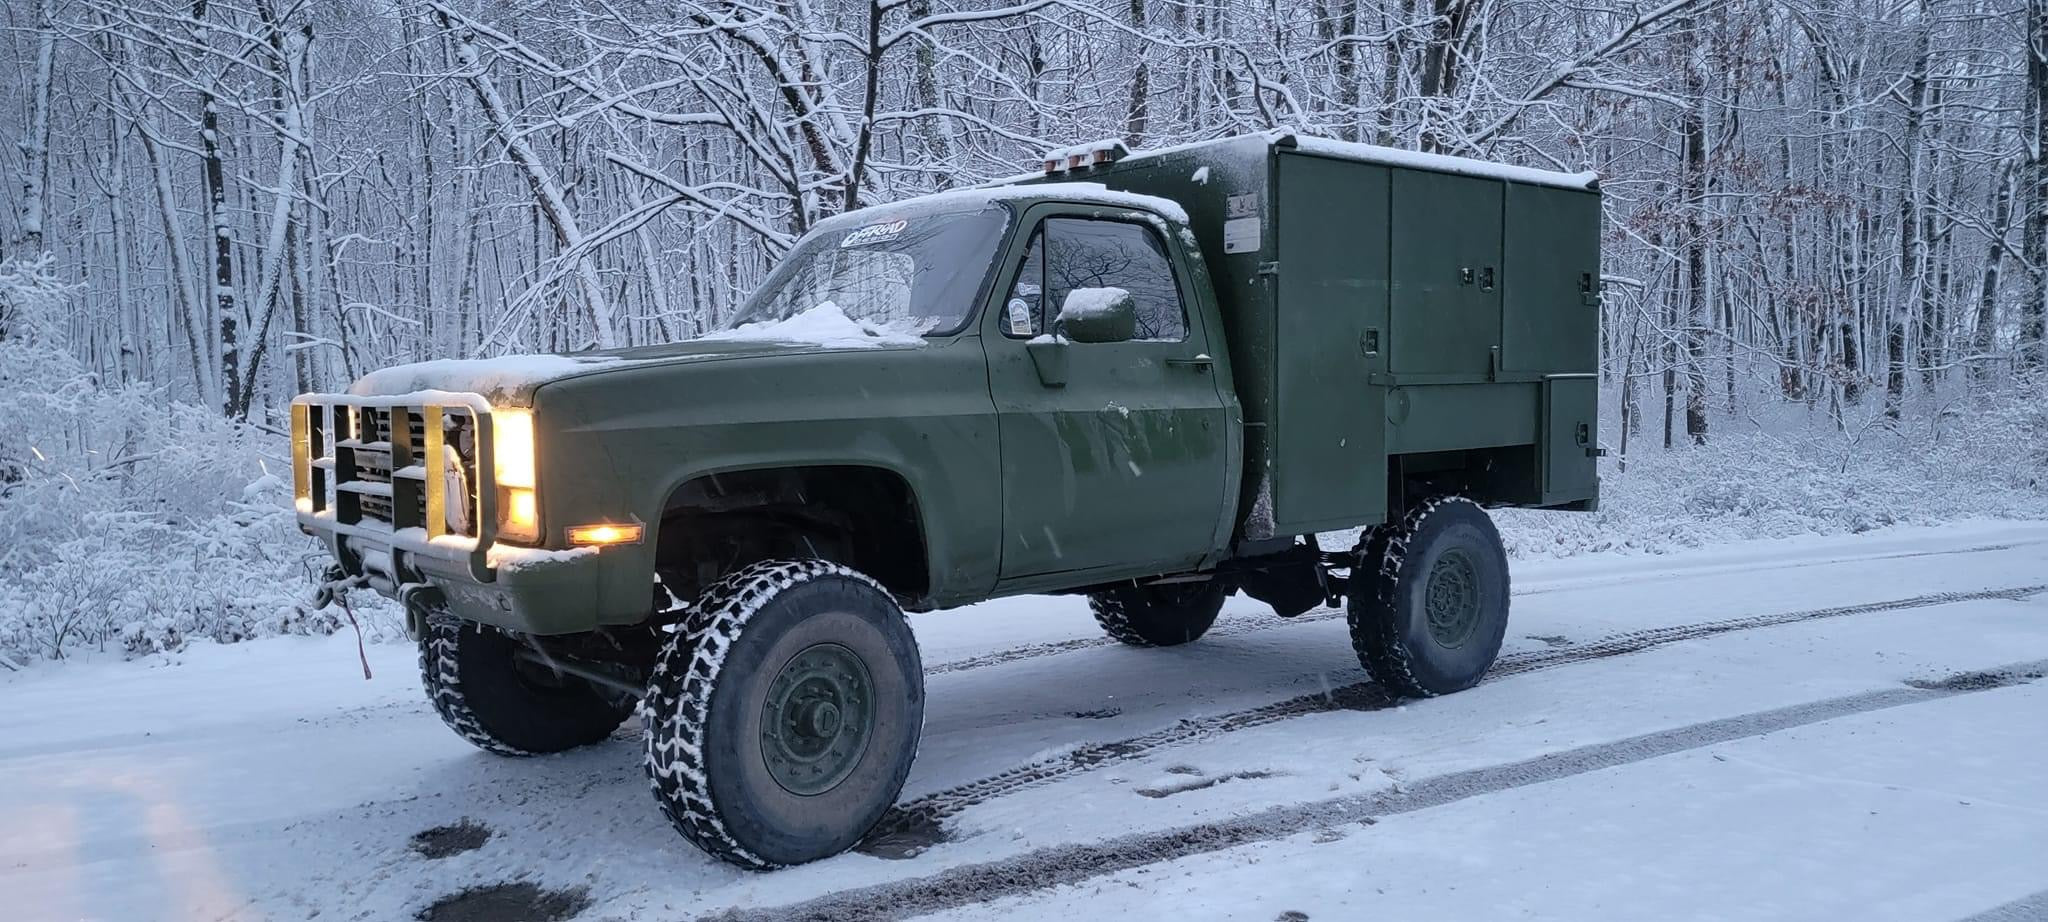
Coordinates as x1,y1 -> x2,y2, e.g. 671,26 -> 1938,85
3,0 -> 2046,664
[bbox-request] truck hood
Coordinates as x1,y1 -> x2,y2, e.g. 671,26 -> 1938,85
347,337 -> 924,407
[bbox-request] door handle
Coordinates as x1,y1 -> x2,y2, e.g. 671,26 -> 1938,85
1165,355 -> 1214,371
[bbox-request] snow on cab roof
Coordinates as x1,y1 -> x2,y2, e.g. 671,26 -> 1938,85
822,181 -> 1191,227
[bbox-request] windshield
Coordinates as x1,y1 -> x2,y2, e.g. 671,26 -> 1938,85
726,205 -> 1011,336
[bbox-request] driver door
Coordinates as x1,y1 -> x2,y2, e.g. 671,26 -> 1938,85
981,205 -> 1232,581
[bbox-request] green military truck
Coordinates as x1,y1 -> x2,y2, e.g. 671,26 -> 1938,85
292,130 -> 1601,868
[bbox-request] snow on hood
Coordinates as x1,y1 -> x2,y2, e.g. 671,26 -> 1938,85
694,302 -> 927,348
343,306 -> 923,405
347,354 -> 625,404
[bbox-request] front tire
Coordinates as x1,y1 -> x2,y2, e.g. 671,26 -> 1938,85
642,559 -> 924,869
1088,580 -> 1227,647
419,613 -> 634,756
1347,496 -> 1510,697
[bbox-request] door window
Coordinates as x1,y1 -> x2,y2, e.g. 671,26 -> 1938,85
1001,232 -> 1046,337
1001,218 -> 1187,341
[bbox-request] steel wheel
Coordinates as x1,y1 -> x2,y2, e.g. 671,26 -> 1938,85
760,643 -> 875,796
1423,548 -> 1483,648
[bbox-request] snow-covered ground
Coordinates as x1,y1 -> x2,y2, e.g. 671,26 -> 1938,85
5,520 -> 2047,922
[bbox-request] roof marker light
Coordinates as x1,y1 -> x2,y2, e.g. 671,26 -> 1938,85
1039,139 -> 1131,175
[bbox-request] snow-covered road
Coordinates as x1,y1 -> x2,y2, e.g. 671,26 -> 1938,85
5,521 -> 2047,922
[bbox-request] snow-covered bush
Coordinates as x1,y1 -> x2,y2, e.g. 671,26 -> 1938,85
1493,384 -> 2048,559
0,258 -> 398,667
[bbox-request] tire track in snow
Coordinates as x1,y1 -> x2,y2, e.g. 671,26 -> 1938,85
865,584 -> 2046,856
726,658 -> 2048,922
1961,889 -> 2048,922
922,541 -> 2034,676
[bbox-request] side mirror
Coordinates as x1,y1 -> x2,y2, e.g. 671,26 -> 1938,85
1057,287 -> 1137,344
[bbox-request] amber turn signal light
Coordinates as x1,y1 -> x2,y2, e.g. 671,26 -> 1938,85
565,523 -> 645,547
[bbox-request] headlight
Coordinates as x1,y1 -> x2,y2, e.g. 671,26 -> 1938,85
491,409 -> 540,544
492,409 -> 536,488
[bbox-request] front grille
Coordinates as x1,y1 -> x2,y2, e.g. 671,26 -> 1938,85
299,401 -> 480,537
351,406 -> 419,527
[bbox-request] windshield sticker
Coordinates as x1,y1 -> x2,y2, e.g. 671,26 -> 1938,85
839,219 -> 909,248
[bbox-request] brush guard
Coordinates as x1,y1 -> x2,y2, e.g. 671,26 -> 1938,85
291,392 -> 502,587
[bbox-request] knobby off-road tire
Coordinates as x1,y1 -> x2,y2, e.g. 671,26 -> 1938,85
1348,496 -> 1511,698
642,559 -> 924,869
419,613 -> 634,756
1088,580 -> 1228,647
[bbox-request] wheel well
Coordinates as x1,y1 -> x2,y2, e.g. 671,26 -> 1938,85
1388,446 -> 1541,516
654,466 -> 931,608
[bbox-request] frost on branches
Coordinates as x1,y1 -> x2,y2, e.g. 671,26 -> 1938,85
0,259 -> 395,668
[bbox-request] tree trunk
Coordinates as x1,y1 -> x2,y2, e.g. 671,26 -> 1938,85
1681,22 -> 1709,445
192,0 -> 241,414
2022,0 -> 2048,368
1971,162 -> 2016,391
1126,0 -> 1152,147
9,0 -> 56,268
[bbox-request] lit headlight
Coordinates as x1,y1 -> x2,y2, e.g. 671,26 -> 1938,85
491,408 -> 540,543
492,409 -> 536,488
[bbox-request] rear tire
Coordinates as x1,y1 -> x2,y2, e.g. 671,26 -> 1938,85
419,613 -> 634,756
641,559 -> 924,869
1088,580 -> 1227,647
1347,497 -> 1510,697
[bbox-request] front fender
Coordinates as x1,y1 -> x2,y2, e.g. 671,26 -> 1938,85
531,337 -> 1003,627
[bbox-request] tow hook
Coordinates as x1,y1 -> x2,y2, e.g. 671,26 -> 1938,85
398,583 -> 448,640
309,563 -> 377,680
311,563 -> 367,610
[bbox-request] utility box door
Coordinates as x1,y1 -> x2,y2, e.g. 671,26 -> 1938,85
1389,171 -> 1503,377
1543,375 -> 1598,498
1504,183 -> 1600,374
1270,152 -> 1389,531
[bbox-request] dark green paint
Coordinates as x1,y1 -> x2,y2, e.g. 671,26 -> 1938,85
305,132 -> 1599,636
1272,153 -> 1390,531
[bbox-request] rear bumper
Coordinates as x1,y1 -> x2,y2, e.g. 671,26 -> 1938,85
292,391 -> 607,636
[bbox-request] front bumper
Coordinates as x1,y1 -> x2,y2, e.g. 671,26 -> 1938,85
292,391 -> 600,635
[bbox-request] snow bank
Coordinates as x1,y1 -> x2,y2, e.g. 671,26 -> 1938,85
0,258 -> 403,668
1324,390 -> 2048,560
696,302 -> 926,348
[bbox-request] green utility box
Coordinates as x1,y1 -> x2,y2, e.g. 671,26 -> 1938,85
1080,133 -> 1602,538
